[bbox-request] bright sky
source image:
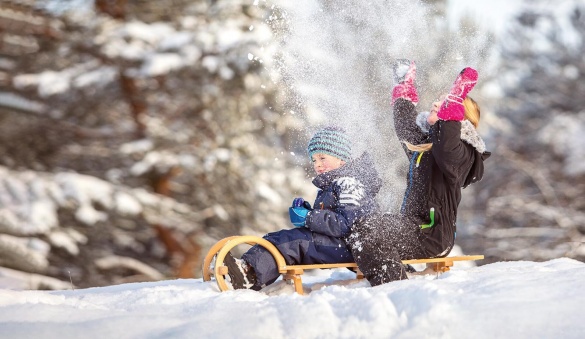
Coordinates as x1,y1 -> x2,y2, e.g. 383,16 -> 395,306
447,0 -> 523,35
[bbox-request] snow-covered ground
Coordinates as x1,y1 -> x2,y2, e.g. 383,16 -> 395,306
2,1 -> 582,337
1,258 -> 584,338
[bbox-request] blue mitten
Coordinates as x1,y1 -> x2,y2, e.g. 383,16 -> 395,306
292,197 -> 312,209
289,206 -> 310,227
289,198 -> 312,227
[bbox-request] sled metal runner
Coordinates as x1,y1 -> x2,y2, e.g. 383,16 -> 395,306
202,235 -> 484,295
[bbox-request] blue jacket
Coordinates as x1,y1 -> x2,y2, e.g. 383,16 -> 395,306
305,152 -> 382,238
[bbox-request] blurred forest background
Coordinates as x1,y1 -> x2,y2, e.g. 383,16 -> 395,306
0,0 -> 583,289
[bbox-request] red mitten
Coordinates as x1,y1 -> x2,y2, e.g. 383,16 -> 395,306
437,67 -> 478,121
391,60 -> 419,106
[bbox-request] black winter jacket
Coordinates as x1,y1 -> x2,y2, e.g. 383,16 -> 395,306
394,99 -> 491,257
305,152 -> 383,238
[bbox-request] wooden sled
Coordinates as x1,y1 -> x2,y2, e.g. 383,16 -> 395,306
202,235 -> 484,295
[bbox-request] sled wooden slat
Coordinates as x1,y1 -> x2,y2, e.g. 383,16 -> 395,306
279,263 -> 358,271
202,236 -> 484,295
402,255 -> 484,265
283,269 -> 305,294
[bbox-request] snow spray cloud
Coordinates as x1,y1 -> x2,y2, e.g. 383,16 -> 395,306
257,0 -> 490,210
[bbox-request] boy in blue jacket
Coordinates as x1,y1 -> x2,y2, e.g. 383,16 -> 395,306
225,126 -> 382,290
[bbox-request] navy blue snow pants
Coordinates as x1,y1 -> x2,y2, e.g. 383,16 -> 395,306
242,227 -> 353,287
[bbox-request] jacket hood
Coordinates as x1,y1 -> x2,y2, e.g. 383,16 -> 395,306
313,152 -> 382,195
462,150 -> 490,188
460,120 -> 487,154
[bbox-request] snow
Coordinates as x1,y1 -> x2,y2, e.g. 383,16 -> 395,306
539,112 -> 585,176
119,139 -> 155,155
0,166 -> 204,239
0,234 -> 49,270
2,1 -> 581,336
0,92 -> 45,114
1,258 -> 584,338
140,53 -> 184,76
47,229 -> 85,256
73,66 -> 118,88
114,192 -> 143,216
14,60 -> 104,98
447,0 -> 521,36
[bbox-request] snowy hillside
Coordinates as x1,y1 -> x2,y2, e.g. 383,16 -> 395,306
1,258 -> 584,338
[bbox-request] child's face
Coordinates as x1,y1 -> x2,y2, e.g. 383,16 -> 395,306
428,94 -> 446,126
311,153 -> 346,175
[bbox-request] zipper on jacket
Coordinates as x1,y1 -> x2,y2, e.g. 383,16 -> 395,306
400,151 -> 418,213
416,151 -> 425,167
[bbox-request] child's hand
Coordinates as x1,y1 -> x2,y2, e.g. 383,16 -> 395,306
292,197 -> 312,210
289,206 -> 310,227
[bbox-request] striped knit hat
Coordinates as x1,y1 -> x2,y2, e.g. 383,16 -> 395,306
307,126 -> 352,162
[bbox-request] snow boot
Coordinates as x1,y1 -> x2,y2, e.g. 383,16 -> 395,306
391,59 -> 419,106
437,67 -> 478,121
224,251 -> 258,290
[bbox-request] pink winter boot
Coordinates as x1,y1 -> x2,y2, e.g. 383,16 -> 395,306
437,67 -> 478,121
391,60 -> 419,106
